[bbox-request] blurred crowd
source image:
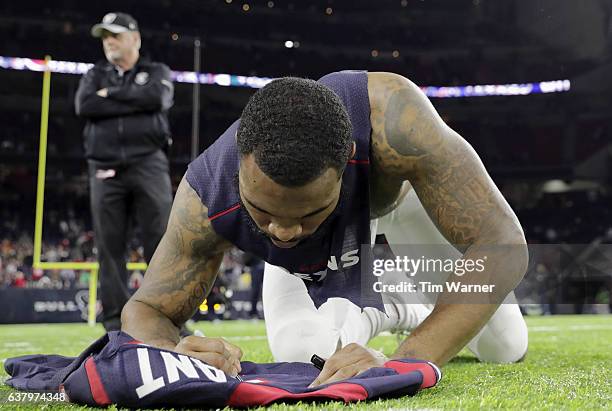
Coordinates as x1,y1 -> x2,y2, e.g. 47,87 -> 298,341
0,198 -> 261,302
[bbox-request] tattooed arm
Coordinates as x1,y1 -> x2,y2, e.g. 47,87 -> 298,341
121,176 -> 241,375
369,72 -> 528,365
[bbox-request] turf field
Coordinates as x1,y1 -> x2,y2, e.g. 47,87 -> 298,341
1,315 -> 610,410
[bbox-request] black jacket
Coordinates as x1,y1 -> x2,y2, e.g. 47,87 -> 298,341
75,58 -> 174,164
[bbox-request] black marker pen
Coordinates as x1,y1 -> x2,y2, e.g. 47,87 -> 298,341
310,354 -> 326,370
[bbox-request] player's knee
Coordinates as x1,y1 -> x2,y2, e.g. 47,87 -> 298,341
267,319 -> 340,362
473,333 -> 528,363
469,311 -> 528,363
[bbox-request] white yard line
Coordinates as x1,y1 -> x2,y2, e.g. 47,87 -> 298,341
377,324 -> 612,337
0,342 -> 43,355
2,342 -> 34,348
225,335 -> 267,341
530,324 -> 612,332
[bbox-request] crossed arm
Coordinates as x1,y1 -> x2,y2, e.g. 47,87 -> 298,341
75,65 -> 173,118
104,64 -> 174,111
75,69 -> 140,118
121,177 -> 241,376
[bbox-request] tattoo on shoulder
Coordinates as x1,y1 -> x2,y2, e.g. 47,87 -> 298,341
384,88 -> 429,157
370,73 -> 503,248
370,74 -> 442,178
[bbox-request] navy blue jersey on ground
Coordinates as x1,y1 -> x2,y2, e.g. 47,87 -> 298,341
5,331 -> 441,408
187,70 -> 378,308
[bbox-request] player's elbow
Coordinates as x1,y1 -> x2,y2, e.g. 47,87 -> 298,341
479,218 -> 529,292
120,298 -> 139,331
120,297 -> 163,332
499,224 -> 528,281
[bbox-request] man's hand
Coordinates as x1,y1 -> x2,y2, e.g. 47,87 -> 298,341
309,343 -> 387,388
96,88 -> 109,97
174,336 -> 243,377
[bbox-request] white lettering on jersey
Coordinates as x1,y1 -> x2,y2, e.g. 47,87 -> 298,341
135,349 -> 229,399
328,249 -> 360,270
160,352 -> 199,383
293,272 -> 315,280
135,348 -> 165,398
191,358 -> 227,382
341,249 -> 360,268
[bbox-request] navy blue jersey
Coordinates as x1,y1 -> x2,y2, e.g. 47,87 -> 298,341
5,332 -> 441,408
187,71 -> 378,308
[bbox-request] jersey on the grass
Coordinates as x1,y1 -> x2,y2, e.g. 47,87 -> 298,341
5,331 -> 441,408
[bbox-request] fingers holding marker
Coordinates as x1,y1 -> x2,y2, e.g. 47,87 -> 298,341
309,343 -> 387,387
219,338 -> 243,372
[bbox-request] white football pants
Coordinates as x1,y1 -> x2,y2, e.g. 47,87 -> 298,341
263,189 -> 528,364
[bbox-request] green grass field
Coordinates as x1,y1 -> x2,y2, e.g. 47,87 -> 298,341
1,315 -> 611,410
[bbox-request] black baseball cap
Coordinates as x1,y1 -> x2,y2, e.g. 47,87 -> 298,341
91,12 -> 139,37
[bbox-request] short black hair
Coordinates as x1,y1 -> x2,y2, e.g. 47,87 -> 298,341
237,77 -> 353,187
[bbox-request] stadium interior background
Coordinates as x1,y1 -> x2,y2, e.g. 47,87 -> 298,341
1,0 -> 611,321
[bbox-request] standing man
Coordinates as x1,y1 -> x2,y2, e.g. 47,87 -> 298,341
75,12 -> 174,331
